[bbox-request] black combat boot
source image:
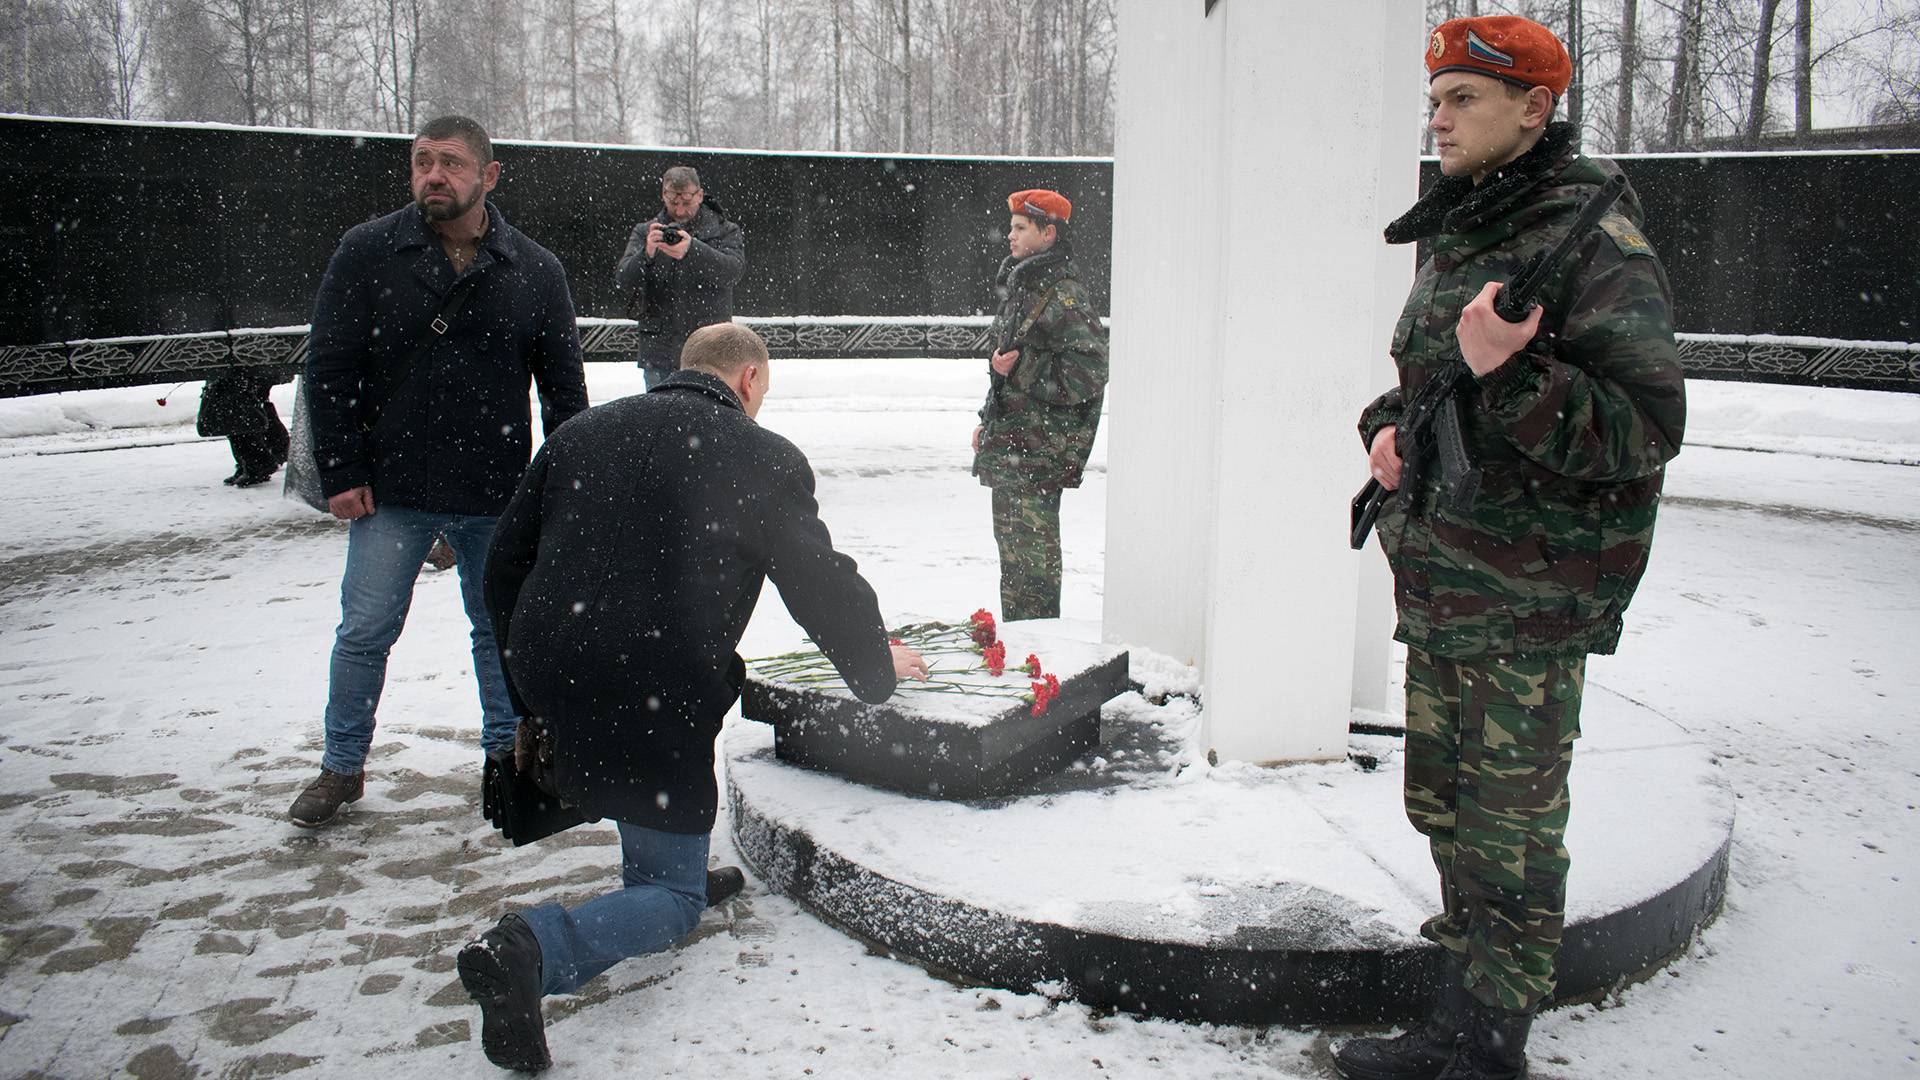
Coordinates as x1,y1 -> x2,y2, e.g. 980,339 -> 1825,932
1434,998 -> 1533,1080
1334,954 -> 1471,1080
457,913 -> 551,1072
705,866 -> 746,907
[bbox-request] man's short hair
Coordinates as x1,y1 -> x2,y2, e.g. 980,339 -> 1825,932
680,323 -> 766,376
415,115 -> 493,164
662,166 -> 702,190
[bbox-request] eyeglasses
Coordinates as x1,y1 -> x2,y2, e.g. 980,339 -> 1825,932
663,190 -> 703,205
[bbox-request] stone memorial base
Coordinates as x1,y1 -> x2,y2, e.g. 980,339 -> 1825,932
727,625 -> 1733,1026
742,619 -> 1130,799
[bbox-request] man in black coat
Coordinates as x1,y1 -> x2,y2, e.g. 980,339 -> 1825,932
456,322 -> 926,1072
613,166 -> 746,388
289,115 -> 590,829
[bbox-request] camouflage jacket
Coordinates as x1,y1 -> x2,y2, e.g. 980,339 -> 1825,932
1358,123 -> 1686,660
973,244 -> 1109,491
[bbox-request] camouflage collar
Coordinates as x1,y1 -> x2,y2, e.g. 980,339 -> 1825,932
1383,121 -> 1581,245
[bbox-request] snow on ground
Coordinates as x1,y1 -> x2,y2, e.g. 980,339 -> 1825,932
0,365 -> 1916,1079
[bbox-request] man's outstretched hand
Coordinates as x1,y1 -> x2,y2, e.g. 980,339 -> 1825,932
891,644 -> 929,681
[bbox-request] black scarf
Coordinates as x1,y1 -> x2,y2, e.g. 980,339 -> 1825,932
995,237 -> 1076,295
1383,121 -> 1581,245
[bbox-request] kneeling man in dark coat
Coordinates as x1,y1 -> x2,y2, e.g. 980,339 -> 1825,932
457,322 -> 928,1071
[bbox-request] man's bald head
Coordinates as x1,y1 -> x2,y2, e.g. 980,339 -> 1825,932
680,322 -> 768,377
681,323 -> 771,418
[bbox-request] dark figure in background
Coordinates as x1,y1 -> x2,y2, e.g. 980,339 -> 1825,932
970,188 -> 1108,621
613,166 -> 747,389
197,369 -> 289,487
1334,17 -> 1685,1080
458,323 -> 926,1071
289,114 -> 589,829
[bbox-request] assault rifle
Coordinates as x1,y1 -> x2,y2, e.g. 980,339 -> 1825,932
1350,172 -> 1627,550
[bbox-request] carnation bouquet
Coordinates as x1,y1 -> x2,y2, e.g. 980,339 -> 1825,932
751,609 -> 1063,717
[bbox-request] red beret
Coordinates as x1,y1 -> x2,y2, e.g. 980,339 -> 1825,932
1427,16 -> 1571,97
1008,189 -> 1071,225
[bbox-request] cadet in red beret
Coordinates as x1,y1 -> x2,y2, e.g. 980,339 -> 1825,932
1424,15 -> 1570,184
1337,15 -> 1686,1080
971,189 -> 1107,621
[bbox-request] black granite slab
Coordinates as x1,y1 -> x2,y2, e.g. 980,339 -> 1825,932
743,625 -> 1129,800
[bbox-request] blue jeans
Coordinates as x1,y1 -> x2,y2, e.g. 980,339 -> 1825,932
519,823 -> 709,996
320,506 -> 519,775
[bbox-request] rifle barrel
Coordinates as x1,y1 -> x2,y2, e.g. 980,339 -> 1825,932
1493,173 -> 1627,323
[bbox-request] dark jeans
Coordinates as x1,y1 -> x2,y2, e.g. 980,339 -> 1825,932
320,507 -> 519,774
518,823 -> 709,995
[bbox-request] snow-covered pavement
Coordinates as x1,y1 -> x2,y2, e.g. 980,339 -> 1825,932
0,364 -> 1915,1078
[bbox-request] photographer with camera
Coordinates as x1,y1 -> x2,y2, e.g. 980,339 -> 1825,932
614,166 -> 746,388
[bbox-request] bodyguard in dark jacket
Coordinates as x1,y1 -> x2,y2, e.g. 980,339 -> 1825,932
287,115 -> 589,832
306,198 -> 588,514
457,323 -> 925,1072
613,166 -> 746,382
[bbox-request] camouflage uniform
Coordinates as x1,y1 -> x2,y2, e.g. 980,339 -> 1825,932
1359,122 -> 1686,1013
974,242 -> 1108,621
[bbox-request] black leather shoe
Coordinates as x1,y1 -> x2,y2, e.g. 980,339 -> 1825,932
705,866 -> 746,907
457,914 -> 551,1073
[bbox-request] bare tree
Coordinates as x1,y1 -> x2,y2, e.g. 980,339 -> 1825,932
81,0 -> 150,119
146,0 -> 244,121
30,0 -> 1124,153
1615,0 -> 1639,150
1745,0 -> 1784,143
654,0 -> 719,144
1794,0 -> 1812,133
829,0 -> 845,149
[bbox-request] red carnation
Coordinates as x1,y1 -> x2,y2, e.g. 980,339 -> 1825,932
1023,654 -> 1043,677
888,637 -> 903,646
1029,679 -> 1051,716
982,640 -> 1007,676
1045,673 -> 1060,698
969,608 -> 998,646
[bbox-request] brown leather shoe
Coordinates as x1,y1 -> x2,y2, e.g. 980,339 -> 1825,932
288,768 -> 364,828
425,537 -> 457,571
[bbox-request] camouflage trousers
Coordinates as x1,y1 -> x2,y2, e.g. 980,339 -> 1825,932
1404,647 -> 1585,1014
990,488 -> 1063,621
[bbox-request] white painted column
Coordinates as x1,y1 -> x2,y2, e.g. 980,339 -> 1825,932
1103,0 -> 1420,762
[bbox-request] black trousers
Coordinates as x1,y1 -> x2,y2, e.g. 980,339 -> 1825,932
228,397 -> 289,479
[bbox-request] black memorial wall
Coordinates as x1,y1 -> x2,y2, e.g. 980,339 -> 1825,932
2,116 -> 1915,347
1416,153 -> 1918,343
0,116 -> 1112,344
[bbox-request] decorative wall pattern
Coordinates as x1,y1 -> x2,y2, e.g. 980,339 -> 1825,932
2,323 -> 1914,397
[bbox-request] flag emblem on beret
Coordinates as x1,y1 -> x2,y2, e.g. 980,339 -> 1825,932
1465,29 -> 1515,67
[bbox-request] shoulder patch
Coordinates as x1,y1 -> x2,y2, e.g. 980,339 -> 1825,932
1599,214 -> 1654,258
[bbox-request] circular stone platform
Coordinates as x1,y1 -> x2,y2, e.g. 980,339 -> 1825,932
726,685 -> 1732,1026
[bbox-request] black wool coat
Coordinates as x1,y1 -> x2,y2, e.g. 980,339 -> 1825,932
612,201 -> 747,372
307,201 -> 590,515
483,370 -> 897,833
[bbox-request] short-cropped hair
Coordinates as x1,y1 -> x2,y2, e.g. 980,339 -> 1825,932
416,115 -> 493,163
662,166 -> 702,190
680,322 -> 767,376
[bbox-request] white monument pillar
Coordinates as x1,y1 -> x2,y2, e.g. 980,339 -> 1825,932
1103,0 -> 1421,762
